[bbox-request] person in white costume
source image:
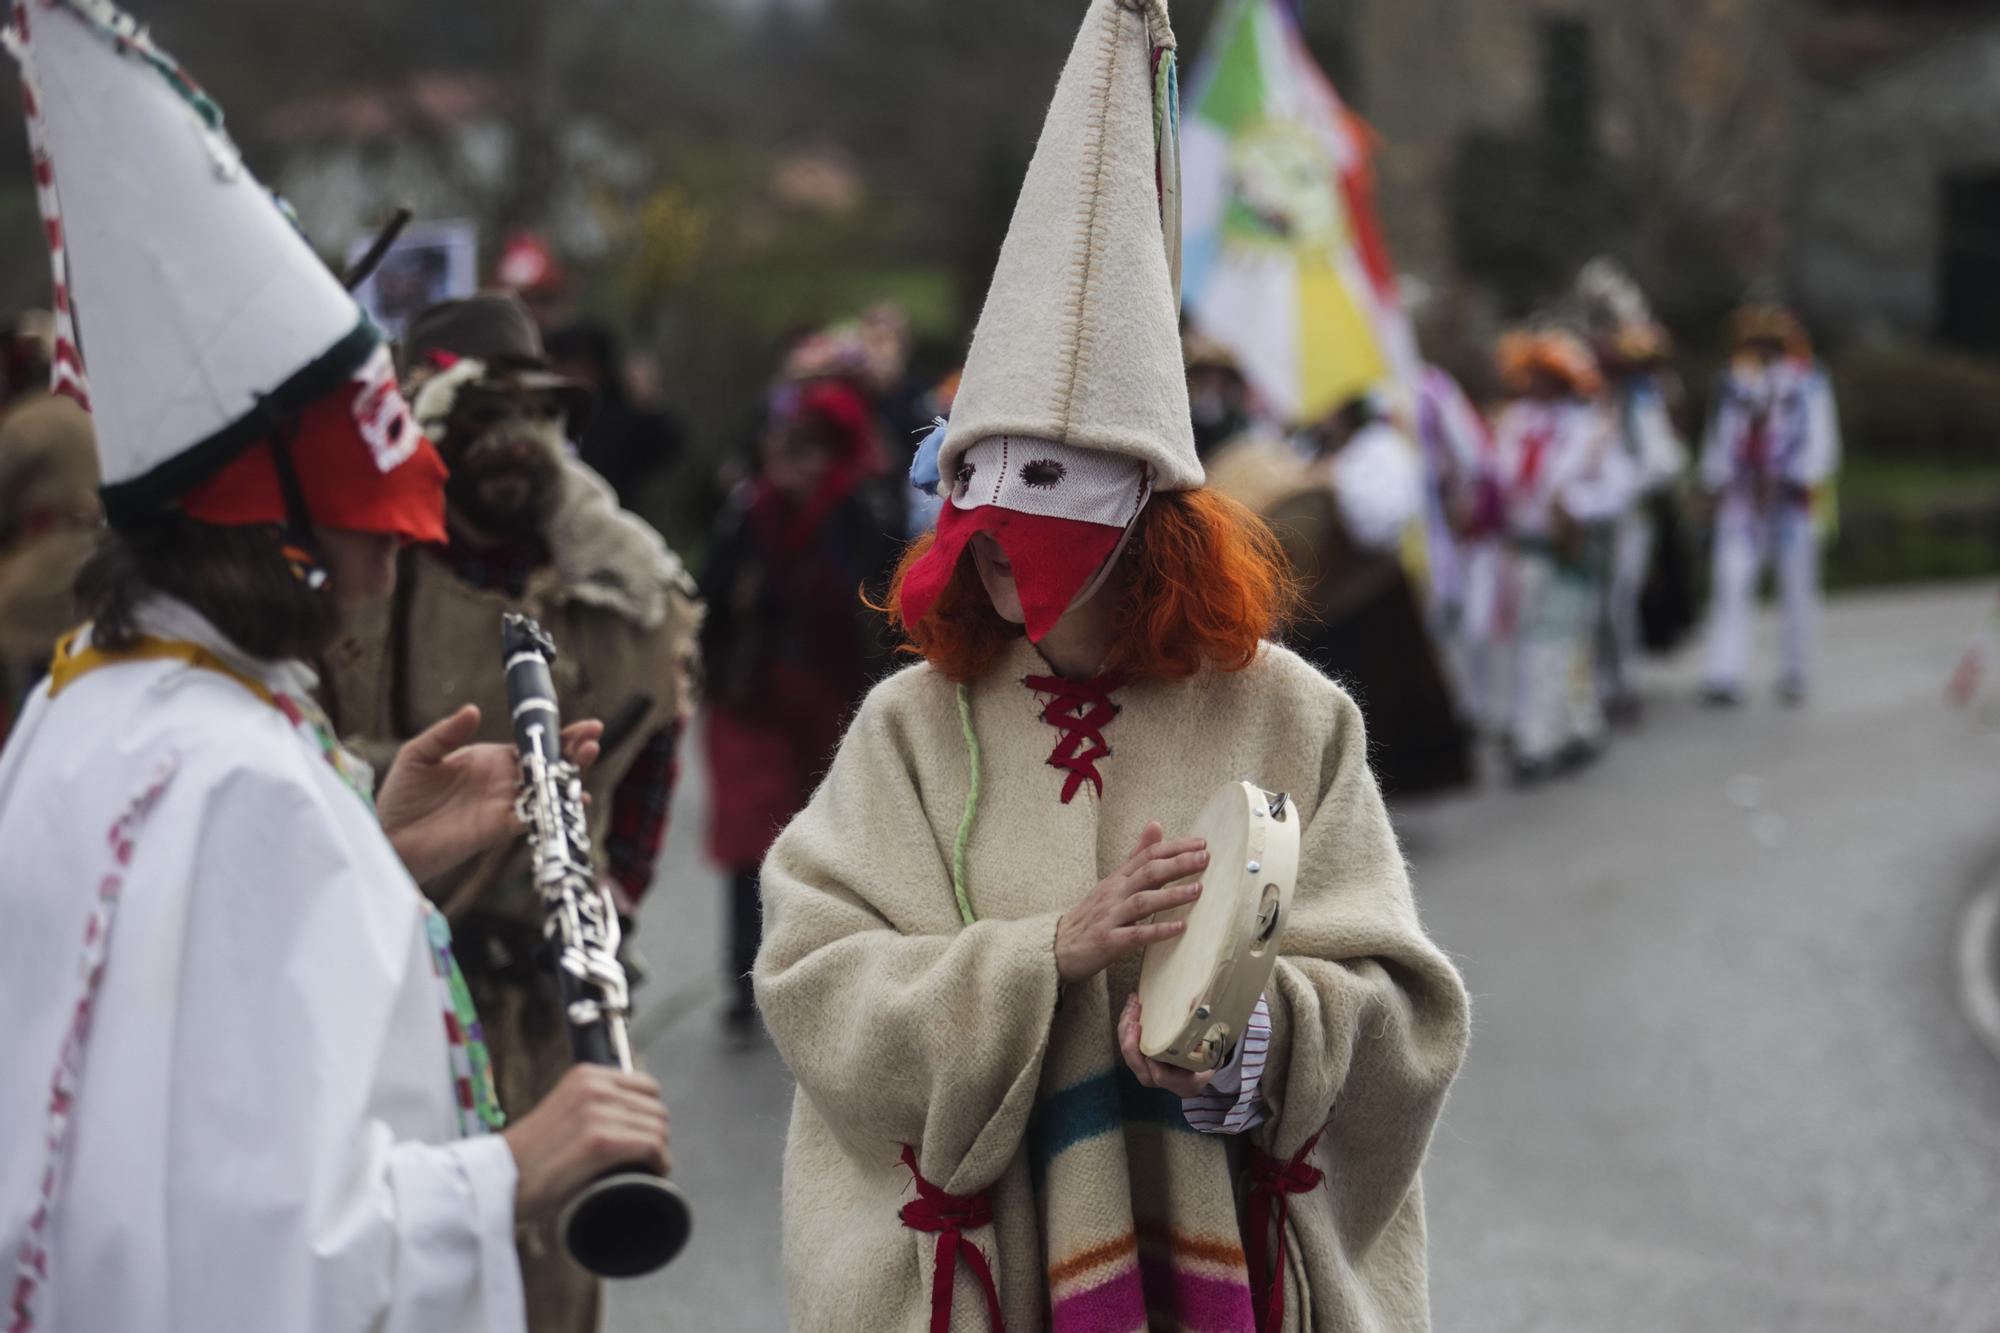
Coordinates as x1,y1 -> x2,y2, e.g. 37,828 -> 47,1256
1276,391 -> 1474,798
0,5 -> 668,1331
1490,331 -> 1636,781
1571,260 -> 1691,721
1314,394 -> 1425,556
1699,305 -> 1841,706
1415,363 -> 1503,728
1596,322 -> 1687,721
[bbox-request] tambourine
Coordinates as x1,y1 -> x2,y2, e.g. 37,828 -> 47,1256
1138,780 -> 1299,1072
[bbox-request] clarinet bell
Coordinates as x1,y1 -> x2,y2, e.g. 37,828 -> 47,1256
559,1170 -> 693,1278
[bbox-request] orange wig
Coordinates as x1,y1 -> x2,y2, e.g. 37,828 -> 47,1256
878,488 -> 1301,684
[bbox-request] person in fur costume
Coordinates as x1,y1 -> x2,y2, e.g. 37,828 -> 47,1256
322,292 -> 701,1333
751,3 -> 1469,1330
0,391 -> 99,739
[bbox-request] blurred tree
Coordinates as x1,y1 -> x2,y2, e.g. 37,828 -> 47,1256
1447,0 -> 1802,348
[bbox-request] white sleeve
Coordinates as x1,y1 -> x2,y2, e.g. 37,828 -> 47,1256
158,764 -> 525,1333
1554,412 -> 1635,523
1699,394 -> 1736,494
1799,371 -> 1841,486
1636,391 -> 1688,487
1429,370 -> 1493,481
1331,430 -> 1424,552
1180,994 -> 1272,1135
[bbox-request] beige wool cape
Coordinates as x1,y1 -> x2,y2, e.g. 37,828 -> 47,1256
756,636 -> 1469,1331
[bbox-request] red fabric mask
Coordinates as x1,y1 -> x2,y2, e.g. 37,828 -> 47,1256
900,436 -> 1149,643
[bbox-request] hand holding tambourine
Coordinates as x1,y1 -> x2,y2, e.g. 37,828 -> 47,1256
1135,781 -> 1299,1073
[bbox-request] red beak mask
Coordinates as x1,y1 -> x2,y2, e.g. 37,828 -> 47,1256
900,436 -> 1151,642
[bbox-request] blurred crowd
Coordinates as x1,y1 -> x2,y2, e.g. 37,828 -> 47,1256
1187,259 -> 1842,790
0,252 -> 1848,889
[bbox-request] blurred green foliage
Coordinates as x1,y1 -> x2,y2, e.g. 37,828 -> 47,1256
1816,346 -> 2000,586
1834,344 -> 2000,466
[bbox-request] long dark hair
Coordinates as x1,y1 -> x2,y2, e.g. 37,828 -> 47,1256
75,517 -> 339,662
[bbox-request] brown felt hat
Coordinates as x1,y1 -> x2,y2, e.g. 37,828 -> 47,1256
401,292 -> 593,426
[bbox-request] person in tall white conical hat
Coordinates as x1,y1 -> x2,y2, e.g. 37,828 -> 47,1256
0,7 -> 672,1332
754,3 -> 1468,1330
5,0 -> 448,548
896,0 -> 1199,646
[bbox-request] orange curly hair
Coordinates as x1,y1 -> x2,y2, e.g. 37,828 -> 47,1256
877,488 -> 1302,683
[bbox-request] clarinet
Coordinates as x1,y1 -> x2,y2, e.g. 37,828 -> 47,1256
501,613 -> 692,1277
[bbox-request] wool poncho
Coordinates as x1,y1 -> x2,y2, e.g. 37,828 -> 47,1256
755,637 -> 1469,1331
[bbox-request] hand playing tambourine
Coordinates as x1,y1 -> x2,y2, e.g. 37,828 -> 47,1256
1053,822 -> 1217,1098
1118,993 -> 1214,1098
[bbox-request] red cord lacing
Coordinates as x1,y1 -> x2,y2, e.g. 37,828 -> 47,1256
898,1144 -> 1004,1333
1023,672 -> 1125,804
1245,1127 -> 1329,1333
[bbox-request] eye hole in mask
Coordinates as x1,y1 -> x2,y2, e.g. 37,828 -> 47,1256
1020,458 -> 1066,489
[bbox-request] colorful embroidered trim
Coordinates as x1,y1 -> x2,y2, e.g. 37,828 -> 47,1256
1023,672 -> 1124,804
9,756 -> 178,1333
270,692 -> 374,808
51,0 -> 228,134
5,0 -> 245,412
5,5 -> 84,408
422,905 -> 505,1135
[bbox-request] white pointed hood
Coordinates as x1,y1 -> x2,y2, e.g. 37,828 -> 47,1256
7,0 -> 385,526
941,0 -> 1200,494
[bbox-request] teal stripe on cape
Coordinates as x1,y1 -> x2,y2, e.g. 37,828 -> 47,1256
1027,1066 -> 1196,1188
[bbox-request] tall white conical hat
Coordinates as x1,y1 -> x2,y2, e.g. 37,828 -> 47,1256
901,0 -> 1198,642
941,0 -> 1199,494
6,0 -> 403,528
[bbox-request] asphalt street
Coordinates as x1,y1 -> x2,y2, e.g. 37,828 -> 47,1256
607,582 -> 2000,1333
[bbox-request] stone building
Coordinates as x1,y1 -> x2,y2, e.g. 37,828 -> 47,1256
1791,7 -> 2000,351
1304,0 -> 1788,358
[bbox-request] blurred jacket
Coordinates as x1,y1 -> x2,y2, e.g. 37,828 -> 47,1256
0,393 -> 99,668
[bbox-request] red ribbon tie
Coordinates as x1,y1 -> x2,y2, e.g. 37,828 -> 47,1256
1246,1127 -> 1328,1333
898,1144 -> 1004,1333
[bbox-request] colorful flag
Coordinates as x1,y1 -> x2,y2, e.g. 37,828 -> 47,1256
1180,0 -> 1420,427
